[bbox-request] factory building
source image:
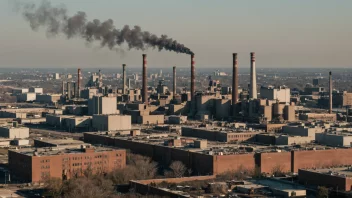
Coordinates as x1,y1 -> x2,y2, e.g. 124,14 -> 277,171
92,114 -> 131,131
260,86 -> 290,104
299,113 -> 336,122
88,95 -> 118,115
29,87 -> 43,94
254,134 -> 314,145
333,91 -> 352,107
12,88 -> 29,95
315,133 -> 352,147
282,125 -> 324,137
64,116 -> 92,132
298,168 -> 352,191
0,126 -> 29,139
181,127 -> 259,142
16,93 -> 36,102
137,115 -> 164,125
168,115 -> 187,124
36,94 -> 61,104
8,146 -> 126,183
34,138 -> 90,149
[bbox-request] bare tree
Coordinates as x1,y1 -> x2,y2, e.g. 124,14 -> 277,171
166,161 -> 187,178
271,164 -> 285,177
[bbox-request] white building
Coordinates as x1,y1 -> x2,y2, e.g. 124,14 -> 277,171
17,93 -> 36,102
0,126 -> 29,139
92,114 -> 131,131
260,86 -> 290,104
29,87 -> 43,94
54,73 -> 60,80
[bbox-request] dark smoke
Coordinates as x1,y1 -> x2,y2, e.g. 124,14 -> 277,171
17,0 -> 193,55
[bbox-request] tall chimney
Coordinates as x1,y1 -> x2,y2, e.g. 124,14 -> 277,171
142,54 -> 148,103
191,54 -> 195,100
77,68 -> 81,98
173,66 -> 176,99
122,64 -> 127,94
232,53 -> 238,116
62,81 -> 65,96
73,82 -> 76,98
67,82 -> 71,100
250,52 -> 257,99
329,71 -> 333,114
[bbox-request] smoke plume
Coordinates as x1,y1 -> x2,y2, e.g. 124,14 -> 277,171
16,0 -> 193,55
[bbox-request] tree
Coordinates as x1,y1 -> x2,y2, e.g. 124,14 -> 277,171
271,164 -> 285,177
165,161 -> 187,178
317,186 -> 329,198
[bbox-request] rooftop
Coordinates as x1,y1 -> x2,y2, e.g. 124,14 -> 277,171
302,167 -> 352,178
10,146 -> 121,157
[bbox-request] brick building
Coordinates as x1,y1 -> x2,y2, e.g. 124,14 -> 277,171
8,146 -> 126,183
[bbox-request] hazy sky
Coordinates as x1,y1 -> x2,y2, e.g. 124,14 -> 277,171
0,0 -> 351,68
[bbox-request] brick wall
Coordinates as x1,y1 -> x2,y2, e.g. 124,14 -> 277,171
292,149 -> 352,172
213,154 -> 256,174
259,152 -> 291,173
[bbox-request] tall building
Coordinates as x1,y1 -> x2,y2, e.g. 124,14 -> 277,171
8,146 -> 126,183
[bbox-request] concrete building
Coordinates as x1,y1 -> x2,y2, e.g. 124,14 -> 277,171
54,73 -> 60,80
181,127 -> 259,142
260,86 -> 290,104
36,94 -> 61,104
8,146 -> 126,183
34,138 -> 90,149
0,126 -> 29,139
12,88 -> 29,95
88,96 -> 118,115
282,125 -> 324,137
29,87 -> 43,94
333,91 -> 352,107
299,168 -> 352,191
315,132 -> 352,147
92,114 -> 131,131
299,113 -> 336,122
46,114 -> 73,128
275,135 -> 315,145
17,93 -> 36,102
64,116 -> 92,132
168,115 -> 187,124
137,115 -> 164,125
80,88 -> 99,99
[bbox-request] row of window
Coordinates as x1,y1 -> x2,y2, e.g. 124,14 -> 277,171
41,165 -> 50,169
40,159 -> 50,163
228,134 -> 254,139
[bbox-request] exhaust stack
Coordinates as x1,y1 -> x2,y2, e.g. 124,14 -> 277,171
191,54 -> 195,100
142,54 -> 147,103
77,68 -> 81,98
67,82 -> 71,100
173,66 -> 176,99
329,71 -> 333,114
122,64 -> 127,94
250,52 -> 257,99
232,53 -> 238,116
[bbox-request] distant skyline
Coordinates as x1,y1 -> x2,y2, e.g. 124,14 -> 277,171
0,0 -> 351,68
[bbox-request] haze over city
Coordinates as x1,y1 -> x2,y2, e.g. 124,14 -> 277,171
0,0 -> 351,68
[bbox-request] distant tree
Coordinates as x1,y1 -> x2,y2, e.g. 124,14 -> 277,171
317,186 -> 329,198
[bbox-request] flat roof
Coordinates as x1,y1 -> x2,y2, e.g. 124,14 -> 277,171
85,131 -> 333,155
10,146 -> 121,157
34,138 -> 87,146
302,167 -> 352,178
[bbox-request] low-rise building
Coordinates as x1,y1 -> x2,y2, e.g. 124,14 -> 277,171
92,114 -> 131,131
34,138 -> 90,148
0,126 -> 29,139
137,115 -> 164,125
315,133 -> 352,147
168,115 -> 187,124
8,146 -> 126,183
298,168 -> 352,191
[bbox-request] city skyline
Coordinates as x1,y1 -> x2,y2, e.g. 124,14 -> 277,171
0,0 -> 351,68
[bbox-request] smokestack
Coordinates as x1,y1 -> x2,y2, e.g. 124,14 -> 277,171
67,82 -> 71,100
191,54 -> 195,100
62,81 -> 65,96
73,82 -> 76,98
329,71 -> 333,114
142,54 -> 148,104
250,52 -> 257,99
173,66 -> 176,99
77,68 -> 81,98
232,53 -> 238,116
122,64 -> 127,94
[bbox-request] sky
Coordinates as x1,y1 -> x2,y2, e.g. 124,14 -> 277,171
0,0 -> 351,69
